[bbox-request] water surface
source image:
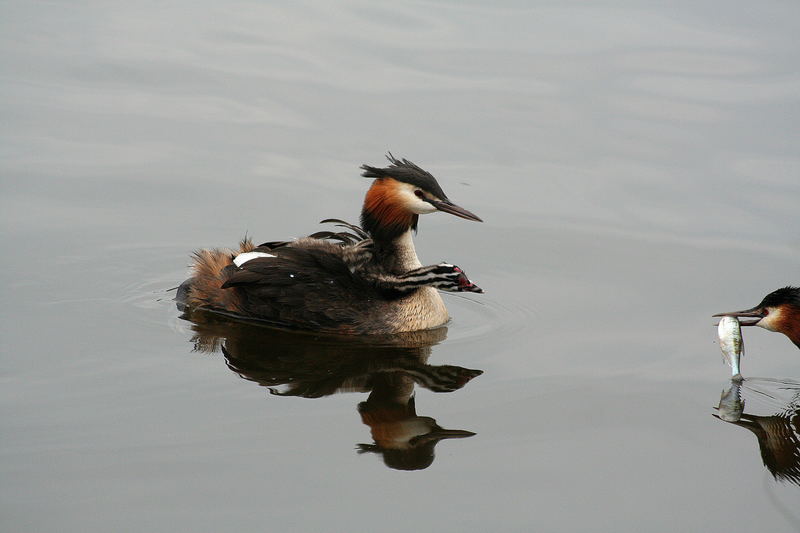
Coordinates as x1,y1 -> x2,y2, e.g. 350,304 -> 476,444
2,1 -> 799,531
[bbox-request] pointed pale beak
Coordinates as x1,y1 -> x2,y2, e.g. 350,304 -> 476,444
411,428 -> 476,445
712,307 -> 764,326
429,428 -> 476,439
431,200 -> 483,222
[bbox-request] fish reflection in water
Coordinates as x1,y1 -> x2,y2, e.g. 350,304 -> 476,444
180,308 -> 481,470
715,379 -> 745,423
713,378 -> 800,486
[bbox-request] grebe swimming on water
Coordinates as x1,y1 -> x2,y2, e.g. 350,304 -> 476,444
178,155 -> 483,334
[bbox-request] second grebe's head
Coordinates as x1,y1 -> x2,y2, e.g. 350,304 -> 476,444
360,154 -> 482,241
713,286 -> 800,348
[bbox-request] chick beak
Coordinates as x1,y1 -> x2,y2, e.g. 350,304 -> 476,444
712,307 -> 764,326
431,199 -> 483,222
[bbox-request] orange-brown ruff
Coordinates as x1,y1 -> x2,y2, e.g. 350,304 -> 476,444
775,309 -> 800,348
180,155 -> 483,335
362,178 -> 417,237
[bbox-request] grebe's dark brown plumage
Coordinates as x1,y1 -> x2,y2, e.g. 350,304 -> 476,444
179,155 -> 483,335
713,286 -> 800,349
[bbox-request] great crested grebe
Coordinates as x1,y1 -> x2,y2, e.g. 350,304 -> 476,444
713,286 -> 800,349
178,155 -> 483,334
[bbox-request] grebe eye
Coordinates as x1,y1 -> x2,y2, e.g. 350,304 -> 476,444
414,190 -> 424,198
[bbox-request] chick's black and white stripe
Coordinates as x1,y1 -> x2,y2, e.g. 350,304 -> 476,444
368,263 -> 483,295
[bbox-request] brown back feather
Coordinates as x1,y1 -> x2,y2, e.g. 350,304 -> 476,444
186,238 -> 255,313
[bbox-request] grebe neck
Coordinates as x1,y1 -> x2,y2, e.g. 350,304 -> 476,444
374,229 -> 422,273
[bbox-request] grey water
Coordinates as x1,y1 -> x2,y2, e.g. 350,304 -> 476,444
2,1 -> 799,531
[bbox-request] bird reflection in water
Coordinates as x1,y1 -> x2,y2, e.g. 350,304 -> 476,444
180,308 -> 482,470
713,378 -> 800,486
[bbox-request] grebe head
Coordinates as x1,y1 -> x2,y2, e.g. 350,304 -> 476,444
713,286 -> 800,347
360,154 -> 482,241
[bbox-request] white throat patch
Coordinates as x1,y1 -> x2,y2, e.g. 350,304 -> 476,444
396,181 -> 438,215
758,306 -> 783,331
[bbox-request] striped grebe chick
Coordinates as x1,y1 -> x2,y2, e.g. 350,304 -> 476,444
713,286 -> 800,349
178,155 -> 483,334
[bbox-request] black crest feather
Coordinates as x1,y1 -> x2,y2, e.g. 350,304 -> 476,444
360,153 -> 448,200
758,286 -> 800,309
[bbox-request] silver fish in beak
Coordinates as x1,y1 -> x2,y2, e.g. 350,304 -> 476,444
717,316 -> 744,380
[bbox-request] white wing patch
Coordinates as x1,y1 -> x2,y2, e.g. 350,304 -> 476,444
233,251 -> 276,267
